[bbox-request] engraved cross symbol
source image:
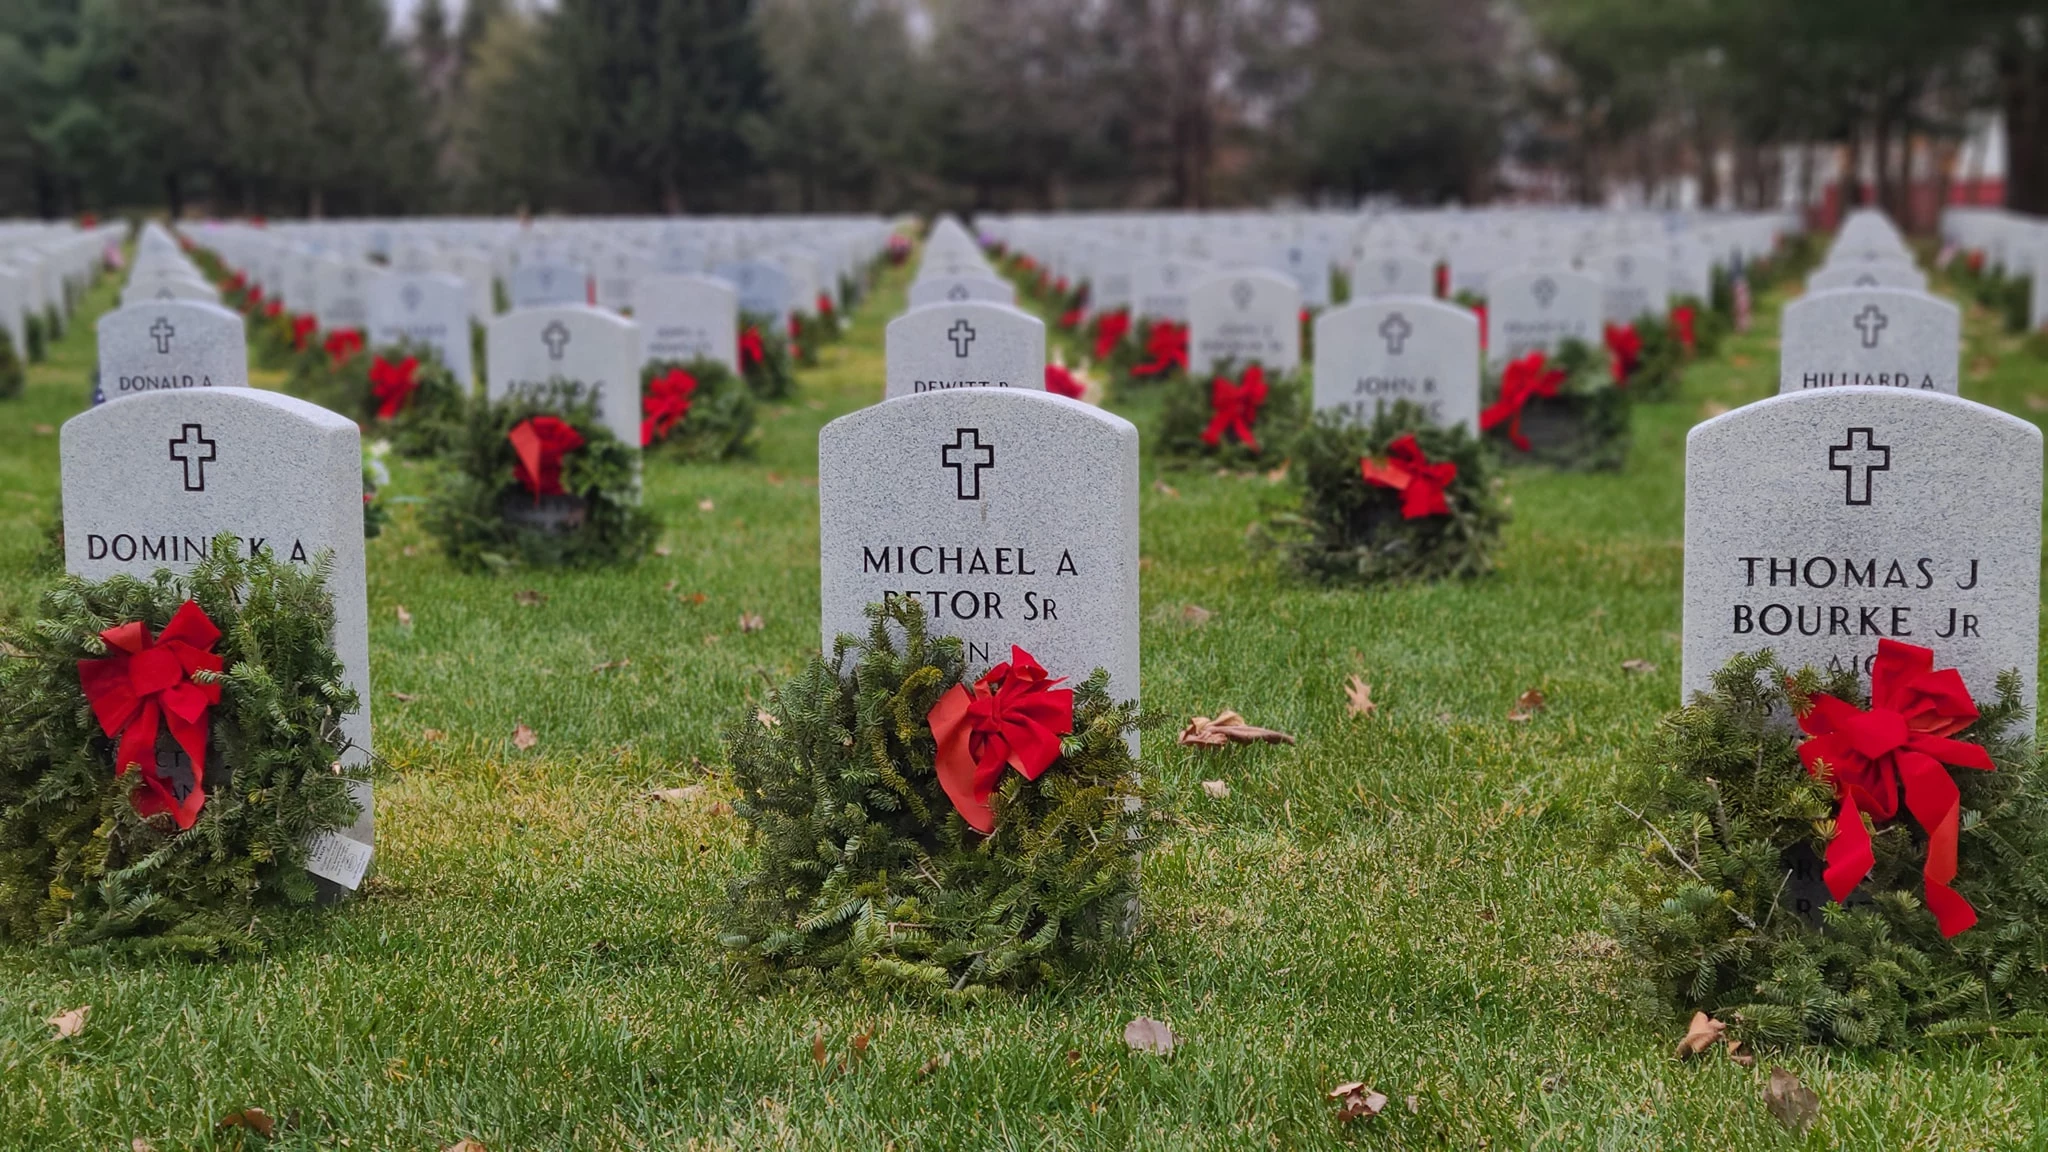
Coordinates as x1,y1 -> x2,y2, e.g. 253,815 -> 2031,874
1829,427 -> 1891,506
149,318 -> 176,355
542,320 -> 571,360
947,284 -> 969,301
1382,261 -> 1400,284
947,319 -> 977,358
1855,273 -> 1877,286
1533,277 -> 1558,309
402,283 -> 422,311
1379,311 -> 1412,355
168,423 -> 216,492
1231,280 -> 1254,310
941,427 -> 995,500
1853,305 -> 1888,349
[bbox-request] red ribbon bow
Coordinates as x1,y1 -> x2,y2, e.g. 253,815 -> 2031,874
1473,303 -> 1488,352
1479,351 -> 1566,452
1201,365 -> 1269,451
739,326 -> 766,370
1603,323 -> 1641,385
1093,310 -> 1131,361
325,328 -> 366,367
370,355 -> 419,420
1797,639 -> 1994,937
1132,321 -> 1188,377
508,415 -> 585,501
225,272 -> 247,293
926,647 -> 1075,834
290,314 -> 317,349
1058,307 -> 1085,331
640,368 -> 698,446
816,292 -> 835,318
1360,434 -> 1457,519
1671,305 -> 1697,353
76,600 -> 223,830
1045,364 -> 1086,399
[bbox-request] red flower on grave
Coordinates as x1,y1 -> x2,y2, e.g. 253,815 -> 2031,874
1092,309 -> 1131,361
1045,363 -> 1086,399
1131,321 -> 1188,378
640,368 -> 698,447
76,600 -> 223,830
1201,364 -> 1269,452
1360,434 -> 1457,519
1670,305 -> 1697,354
290,314 -> 318,351
324,328 -> 365,367
370,355 -> 420,421
1603,323 -> 1642,385
1796,639 -> 1995,938
926,647 -> 1075,834
739,326 -> 767,370
508,415 -> 585,501
1479,351 -> 1566,453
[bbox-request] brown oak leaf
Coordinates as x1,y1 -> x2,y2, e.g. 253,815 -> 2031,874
1765,1067 -> 1820,1133
1345,675 -> 1376,718
1621,659 -> 1658,675
444,1142 -> 490,1152
395,605 -> 413,627
217,1108 -> 276,1137
1676,1011 -> 1726,1058
739,612 -> 765,633
1180,604 -> 1212,626
46,1005 -> 88,1039
653,545 -> 672,558
1178,711 -> 1295,747
422,729 -> 446,743
1507,688 -> 1546,722
1727,1039 -> 1755,1068
1151,480 -> 1180,498
648,785 -> 707,806
1328,1082 -> 1388,1122
511,724 -> 538,751
1200,779 -> 1230,799
514,590 -> 547,607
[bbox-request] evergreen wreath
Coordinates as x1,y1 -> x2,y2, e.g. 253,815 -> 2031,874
1155,359 -> 1308,466
1613,314 -> 1684,402
0,537 -> 364,958
1671,295 -> 1730,360
718,597 -> 1149,998
425,381 -> 657,572
0,327 -> 22,400
1112,317 -> 1189,394
334,341 -> 471,459
25,312 -> 46,364
639,358 -> 755,461
1480,338 -> 1630,471
738,314 -> 797,401
1262,402 -> 1506,584
1603,648 -> 2048,1047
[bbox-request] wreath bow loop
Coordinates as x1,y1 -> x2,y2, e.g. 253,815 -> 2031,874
1201,365 -> 1268,451
1360,434 -> 1457,519
1093,310 -> 1131,361
1479,351 -> 1565,452
1132,321 -> 1188,377
739,326 -> 767,370
1796,638 -> 1995,937
640,369 -> 698,446
75,600 -> 223,829
926,647 -> 1075,834
370,355 -> 420,420
508,415 -> 585,501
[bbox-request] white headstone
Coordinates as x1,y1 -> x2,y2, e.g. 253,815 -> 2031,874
486,306 -> 644,450
714,260 -> 795,324
1312,297 -> 1480,432
59,389 -> 375,888
635,274 -> 740,373
1486,267 -> 1603,366
885,302 -> 1046,400
908,274 -> 1017,309
508,262 -> 589,311
1779,288 -> 1960,394
1807,262 -> 1927,294
1187,270 -> 1302,375
369,273 -> 475,385
1683,387 -> 2039,709
1350,252 -> 1435,299
818,389 -> 1139,707
95,301 -> 249,406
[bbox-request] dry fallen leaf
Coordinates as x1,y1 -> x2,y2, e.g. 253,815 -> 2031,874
1328,1082 -> 1389,1123
402,545 -> 417,557
756,708 -> 780,728
511,724 -> 538,751
1731,354 -> 1753,368
1123,1016 -> 1176,1056
698,499 -> 715,512
916,1052 -> 952,1077
1178,710 -> 1296,747
217,1108 -> 276,1137
811,1031 -> 829,1067
1264,459 -> 1291,483
1700,400 -> 1731,419
1621,659 -> 1657,675
708,800 -> 734,816
648,785 -> 707,806
1727,1039 -> 1755,1068
1507,688 -> 1546,722
1200,779 -> 1230,799
444,1142 -> 490,1152
1151,480 -> 1180,498
1180,604 -> 1212,626
2029,394 -> 2048,413
653,545 -> 672,558
592,658 -> 631,672
739,612 -> 765,633
514,589 -> 547,607
131,1140 -> 157,1152
422,729 -> 446,743
390,691 -> 419,703
33,423 -> 55,436
395,605 -> 413,627
684,592 -> 708,605
1676,1011 -> 1727,1058
1345,675 -> 1376,719
1765,1067 -> 1820,1133
46,1005 -> 88,1039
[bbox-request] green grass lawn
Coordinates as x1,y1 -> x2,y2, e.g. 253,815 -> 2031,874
2,253 -> 2047,1150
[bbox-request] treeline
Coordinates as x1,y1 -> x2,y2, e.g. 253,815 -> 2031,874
0,0 -> 2041,219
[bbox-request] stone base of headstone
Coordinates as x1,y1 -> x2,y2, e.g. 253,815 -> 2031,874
1502,393 -> 1629,472
499,491 -> 589,535
1779,841 -> 1875,928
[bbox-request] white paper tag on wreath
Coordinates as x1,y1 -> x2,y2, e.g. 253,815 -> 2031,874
305,832 -> 374,890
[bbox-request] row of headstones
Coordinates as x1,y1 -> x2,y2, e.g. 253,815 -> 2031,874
1944,206 -> 2048,331
0,220 -> 125,358
1778,208 -> 1961,395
